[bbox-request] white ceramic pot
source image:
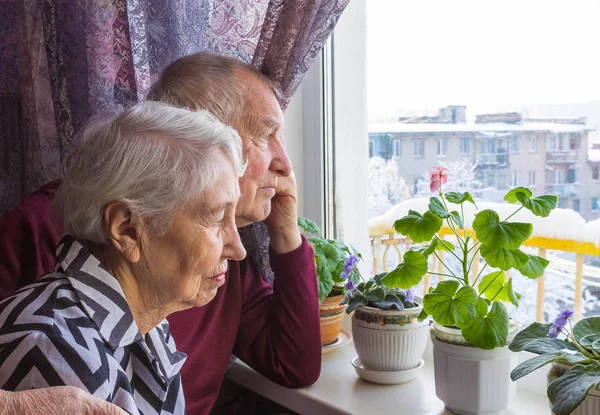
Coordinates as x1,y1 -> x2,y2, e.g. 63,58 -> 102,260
351,305 -> 428,372
431,326 -> 519,415
548,363 -> 600,415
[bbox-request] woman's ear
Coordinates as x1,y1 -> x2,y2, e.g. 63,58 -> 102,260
103,201 -> 143,263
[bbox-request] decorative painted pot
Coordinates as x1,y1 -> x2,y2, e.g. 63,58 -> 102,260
548,362 -> 600,415
351,305 -> 428,372
320,294 -> 347,346
431,323 -> 519,415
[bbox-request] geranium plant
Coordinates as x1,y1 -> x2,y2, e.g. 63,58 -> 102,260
509,311 -> 600,415
380,167 -> 558,349
340,272 -> 418,313
298,217 -> 361,303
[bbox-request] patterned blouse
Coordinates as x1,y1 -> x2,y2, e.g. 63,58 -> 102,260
0,236 -> 186,414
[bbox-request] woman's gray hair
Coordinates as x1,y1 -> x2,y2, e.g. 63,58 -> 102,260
54,101 -> 246,245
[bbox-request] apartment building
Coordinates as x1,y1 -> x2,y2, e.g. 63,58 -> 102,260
369,106 -> 598,220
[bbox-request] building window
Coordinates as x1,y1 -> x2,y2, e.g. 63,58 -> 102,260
573,199 -> 580,213
593,167 -> 599,181
511,171 -> 519,188
482,138 -> 496,154
460,137 -> 470,155
592,197 -> 599,212
437,138 -> 448,157
413,139 -> 424,158
548,134 -> 565,151
511,136 -> 519,153
570,133 -> 580,150
393,140 -> 401,158
530,136 -> 537,152
528,171 -> 536,187
369,141 -> 374,158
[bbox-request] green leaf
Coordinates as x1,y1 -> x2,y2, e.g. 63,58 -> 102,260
346,294 -> 368,313
394,210 -> 443,243
478,271 -> 505,300
517,193 -> 559,218
422,281 -> 478,327
547,361 -> 600,415
475,297 -> 490,317
461,302 -> 510,349
450,211 -> 464,229
579,334 -> 600,352
445,191 -> 476,206
372,294 -> 405,311
511,352 -> 564,381
315,256 -> 333,303
429,197 -> 450,218
473,210 -> 532,250
419,239 -> 455,257
504,187 -> 532,203
518,254 -> 550,279
500,278 -> 520,307
509,322 -> 553,352
417,308 -> 429,321
298,217 -> 322,234
480,245 -> 529,270
366,287 -> 386,304
574,317 -> 600,343
524,338 -> 578,355
382,251 -> 428,289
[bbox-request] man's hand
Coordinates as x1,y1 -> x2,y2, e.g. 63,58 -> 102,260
265,172 -> 302,254
0,387 -> 127,415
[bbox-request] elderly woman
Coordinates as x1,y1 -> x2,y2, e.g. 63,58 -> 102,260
0,101 -> 246,414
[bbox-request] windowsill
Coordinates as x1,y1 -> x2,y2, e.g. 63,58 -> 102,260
226,336 -> 550,415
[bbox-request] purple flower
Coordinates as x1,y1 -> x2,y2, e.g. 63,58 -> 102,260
405,288 -> 415,303
553,309 -> 574,330
340,270 -> 349,280
548,325 -> 560,339
344,255 -> 359,272
345,280 -> 355,291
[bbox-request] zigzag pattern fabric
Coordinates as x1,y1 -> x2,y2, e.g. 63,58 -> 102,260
0,235 -> 186,414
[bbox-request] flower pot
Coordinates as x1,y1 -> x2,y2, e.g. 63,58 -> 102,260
320,294 -> 347,346
431,324 -> 519,415
547,362 -> 600,415
351,305 -> 428,372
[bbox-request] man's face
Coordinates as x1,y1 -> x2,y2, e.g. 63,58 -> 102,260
232,73 -> 293,226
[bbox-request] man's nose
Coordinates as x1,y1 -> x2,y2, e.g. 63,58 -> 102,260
269,140 -> 293,177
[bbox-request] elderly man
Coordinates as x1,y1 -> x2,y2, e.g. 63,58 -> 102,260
0,52 -> 321,414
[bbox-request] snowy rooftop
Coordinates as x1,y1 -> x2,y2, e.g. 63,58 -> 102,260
369,122 -> 595,135
589,148 -> 600,162
369,197 -> 600,246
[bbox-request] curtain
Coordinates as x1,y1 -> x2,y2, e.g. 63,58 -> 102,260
0,0 -> 350,214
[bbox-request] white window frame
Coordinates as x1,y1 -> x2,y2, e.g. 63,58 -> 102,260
511,171 -> 519,188
414,139 -> 425,158
459,137 -> 470,155
437,138 -> 447,157
511,136 -> 519,154
530,135 -> 537,153
529,171 -> 536,188
393,139 -> 401,158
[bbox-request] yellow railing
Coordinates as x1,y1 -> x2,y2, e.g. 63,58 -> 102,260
371,226 -> 600,322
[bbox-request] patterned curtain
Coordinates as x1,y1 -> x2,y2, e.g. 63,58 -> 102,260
0,0 -> 349,214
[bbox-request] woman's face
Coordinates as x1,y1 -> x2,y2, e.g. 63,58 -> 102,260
135,151 -> 246,309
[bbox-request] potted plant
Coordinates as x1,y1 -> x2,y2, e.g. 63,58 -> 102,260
341,273 -> 427,373
509,311 -> 600,415
380,166 -> 558,414
298,217 -> 360,346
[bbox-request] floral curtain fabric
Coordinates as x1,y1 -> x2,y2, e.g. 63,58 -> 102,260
0,0 -> 349,214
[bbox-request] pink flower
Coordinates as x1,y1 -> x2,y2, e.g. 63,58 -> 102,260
429,167 -> 448,193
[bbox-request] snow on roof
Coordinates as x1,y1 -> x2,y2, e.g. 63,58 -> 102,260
369,197 -> 600,246
369,122 -> 595,135
588,148 -> 600,162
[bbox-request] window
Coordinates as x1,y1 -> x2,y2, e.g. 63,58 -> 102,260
511,171 -> 519,188
482,138 -> 496,154
511,136 -> 519,153
548,134 -> 566,151
573,199 -> 580,213
460,137 -> 470,155
437,138 -> 448,157
393,140 -> 402,158
570,133 -> 580,150
592,197 -> 599,212
413,139 -> 424,158
530,136 -> 537,152
593,167 -> 599,181
528,171 -> 536,187
369,141 -> 374,158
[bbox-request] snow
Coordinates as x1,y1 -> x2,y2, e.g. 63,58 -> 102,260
369,122 -> 594,134
369,196 -> 600,246
588,148 -> 600,162
368,157 -> 411,218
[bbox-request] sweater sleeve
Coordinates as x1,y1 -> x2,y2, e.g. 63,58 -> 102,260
232,235 -> 322,388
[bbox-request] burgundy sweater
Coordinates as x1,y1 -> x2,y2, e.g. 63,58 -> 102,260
0,179 -> 322,414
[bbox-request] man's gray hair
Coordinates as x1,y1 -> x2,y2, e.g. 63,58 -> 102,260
54,101 -> 246,245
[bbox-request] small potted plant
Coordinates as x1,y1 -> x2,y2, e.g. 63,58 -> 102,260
509,311 -> 600,415
298,217 -> 360,346
341,273 -> 427,373
380,166 -> 558,414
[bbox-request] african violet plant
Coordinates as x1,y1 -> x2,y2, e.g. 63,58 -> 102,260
298,217 -> 361,303
379,167 -> 558,350
340,272 -> 418,314
509,311 -> 600,415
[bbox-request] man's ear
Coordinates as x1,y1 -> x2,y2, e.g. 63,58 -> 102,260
103,201 -> 142,263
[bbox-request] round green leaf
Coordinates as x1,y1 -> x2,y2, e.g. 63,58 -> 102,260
445,191 -> 476,206
548,362 -> 600,415
504,187 -> 532,203
473,210 -> 532,250
524,338 -> 578,355
394,210 -> 443,243
518,254 -> 550,279
366,287 -> 386,304
574,317 -> 600,343
298,217 -> 322,234
580,334 -> 600,350
517,193 -> 559,218
511,352 -> 564,381
480,245 -> 529,270
315,256 -> 333,303
478,271 -> 505,300
423,281 -> 477,327
461,302 -> 510,350
475,297 -> 490,317
429,197 -> 450,218
509,322 -> 553,352
381,250 -> 428,289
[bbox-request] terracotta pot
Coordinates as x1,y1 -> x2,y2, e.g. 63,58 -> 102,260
548,362 -> 600,415
320,294 -> 347,346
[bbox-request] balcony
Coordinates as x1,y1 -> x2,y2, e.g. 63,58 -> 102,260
476,153 -> 509,167
546,150 -> 578,164
545,183 -> 578,198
